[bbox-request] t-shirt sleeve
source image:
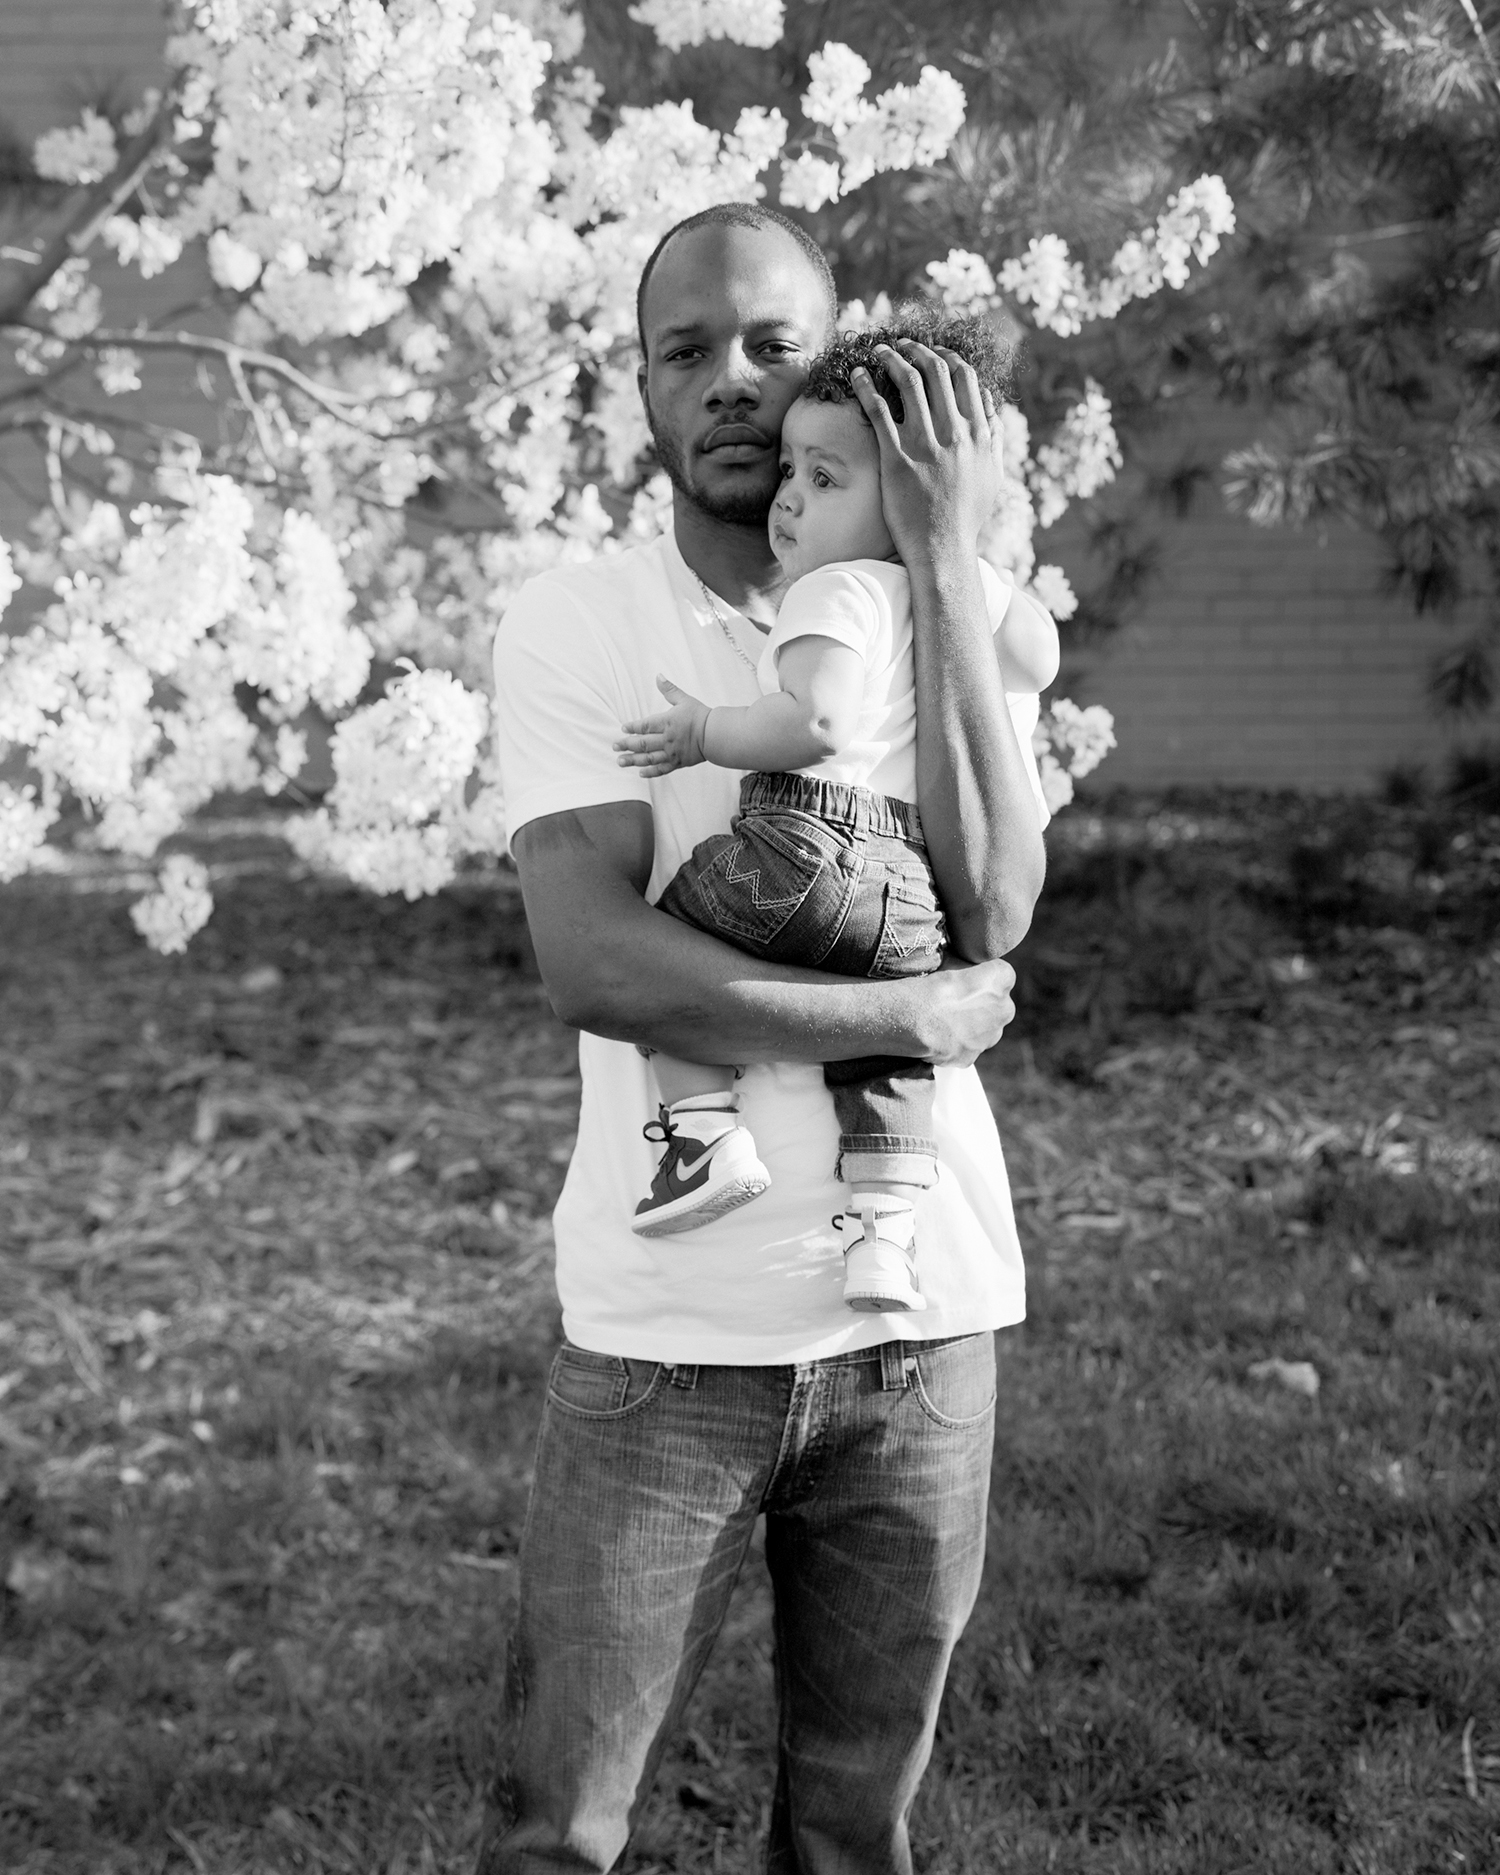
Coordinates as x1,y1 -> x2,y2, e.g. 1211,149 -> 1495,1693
491,575 -> 646,855
1005,687 -> 1051,832
766,566 -> 882,668
978,560 -> 1050,829
980,557 -> 1015,634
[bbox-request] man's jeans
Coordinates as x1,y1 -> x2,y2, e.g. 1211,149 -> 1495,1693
477,1333 -> 997,1875
655,772 -> 946,1190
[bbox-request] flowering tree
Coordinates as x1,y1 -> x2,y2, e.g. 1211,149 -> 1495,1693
0,0 -> 1230,948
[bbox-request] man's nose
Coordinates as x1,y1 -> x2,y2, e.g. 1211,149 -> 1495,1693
704,340 -> 760,409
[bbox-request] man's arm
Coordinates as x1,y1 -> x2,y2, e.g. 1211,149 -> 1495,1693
514,799 -> 1018,1067
854,343 -> 1047,963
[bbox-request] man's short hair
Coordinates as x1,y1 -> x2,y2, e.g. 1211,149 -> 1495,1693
636,202 -> 838,355
803,303 -> 1018,424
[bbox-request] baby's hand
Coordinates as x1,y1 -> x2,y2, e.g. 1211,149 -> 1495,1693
613,675 -> 712,778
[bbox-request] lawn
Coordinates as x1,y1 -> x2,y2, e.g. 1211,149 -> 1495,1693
1,791 -> 1497,1874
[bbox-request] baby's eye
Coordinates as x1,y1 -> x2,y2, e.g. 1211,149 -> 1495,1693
778,461 -> 794,479
812,469 -> 832,489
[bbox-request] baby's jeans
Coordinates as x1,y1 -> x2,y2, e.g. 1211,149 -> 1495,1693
655,771 -> 946,1188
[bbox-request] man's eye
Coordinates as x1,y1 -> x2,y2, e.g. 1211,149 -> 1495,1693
664,348 -> 702,364
762,342 -> 799,357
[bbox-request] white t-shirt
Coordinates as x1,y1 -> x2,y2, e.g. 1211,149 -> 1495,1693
760,556 -> 1022,801
491,527 -> 1049,1365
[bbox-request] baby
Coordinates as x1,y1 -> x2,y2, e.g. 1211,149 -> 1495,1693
614,311 -> 1058,1313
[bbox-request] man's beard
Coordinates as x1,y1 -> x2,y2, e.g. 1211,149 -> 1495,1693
647,411 -> 777,529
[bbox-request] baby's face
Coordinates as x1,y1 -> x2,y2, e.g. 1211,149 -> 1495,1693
769,398 -> 895,583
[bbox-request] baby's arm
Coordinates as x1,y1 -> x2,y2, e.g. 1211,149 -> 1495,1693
614,635 -> 864,778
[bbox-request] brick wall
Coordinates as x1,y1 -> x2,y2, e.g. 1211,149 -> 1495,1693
1044,400 -> 1488,792
3,0 -> 1495,792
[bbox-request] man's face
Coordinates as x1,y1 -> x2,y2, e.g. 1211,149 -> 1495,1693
638,224 -> 834,529
769,398 -> 894,583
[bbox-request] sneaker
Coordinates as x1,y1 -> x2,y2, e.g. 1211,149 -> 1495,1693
631,1106 -> 771,1237
836,1196 -> 926,1312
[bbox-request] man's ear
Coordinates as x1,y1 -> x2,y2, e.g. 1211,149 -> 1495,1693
637,362 -> 648,413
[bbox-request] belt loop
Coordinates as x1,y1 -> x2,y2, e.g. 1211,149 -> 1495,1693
879,1340 -> 907,1391
670,1363 -> 699,1390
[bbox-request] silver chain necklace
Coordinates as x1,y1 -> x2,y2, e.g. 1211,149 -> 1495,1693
692,569 -> 759,673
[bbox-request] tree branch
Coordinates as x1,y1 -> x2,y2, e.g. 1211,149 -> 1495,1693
0,92 -> 181,326
79,328 -> 376,423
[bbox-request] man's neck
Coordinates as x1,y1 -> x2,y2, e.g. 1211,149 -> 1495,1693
673,501 -> 786,627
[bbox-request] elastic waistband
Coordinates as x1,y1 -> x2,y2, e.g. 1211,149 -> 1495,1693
739,770 -> 923,843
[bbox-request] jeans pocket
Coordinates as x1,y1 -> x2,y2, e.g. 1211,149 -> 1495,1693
547,1343 -> 667,1419
691,814 -> 839,950
910,1335 -> 997,1429
873,872 -> 946,978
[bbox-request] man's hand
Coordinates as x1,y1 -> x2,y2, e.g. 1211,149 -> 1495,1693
613,675 -> 711,778
913,957 -> 1017,1067
851,340 -> 1002,572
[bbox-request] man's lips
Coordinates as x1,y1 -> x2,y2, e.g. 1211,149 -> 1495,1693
701,423 -> 772,457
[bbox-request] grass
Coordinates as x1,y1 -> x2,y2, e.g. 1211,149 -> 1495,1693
1,791 -> 1497,1873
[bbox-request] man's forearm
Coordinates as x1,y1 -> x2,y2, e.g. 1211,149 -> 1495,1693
570,903 -> 927,1065
910,558 -> 1046,961
515,802 -> 1018,1068
516,806 -> 928,1064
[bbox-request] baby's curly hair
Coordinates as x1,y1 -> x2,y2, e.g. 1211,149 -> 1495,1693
801,302 -> 1017,425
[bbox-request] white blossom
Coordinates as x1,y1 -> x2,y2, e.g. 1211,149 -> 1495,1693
802,44 -> 873,137
0,538 -> 20,615
779,152 -> 843,212
925,248 -> 997,315
1032,699 -> 1117,814
286,667 -> 487,899
272,724 -> 308,784
630,0 -> 784,51
129,854 -> 215,954
838,293 -> 894,333
1000,175 -> 1235,334
1045,698 -> 1118,777
624,472 -> 673,542
1031,381 -> 1122,528
0,786 -> 55,884
205,229 -> 263,290
981,476 -> 1039,587
999,234 -> 1091,337
95,348 -> 143,396
32,258 -> 101,340
33,109 -> 118,185
1035,747 -> 1075,814
1029,563 -> 1078,622
100,216 -> 184,278
836,66 -> 966,192
725,106 -> 790,178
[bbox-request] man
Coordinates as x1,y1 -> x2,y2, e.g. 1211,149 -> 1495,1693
478,203 -> 1049,1875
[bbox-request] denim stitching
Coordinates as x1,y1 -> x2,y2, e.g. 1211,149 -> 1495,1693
720,838 -> 811,914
